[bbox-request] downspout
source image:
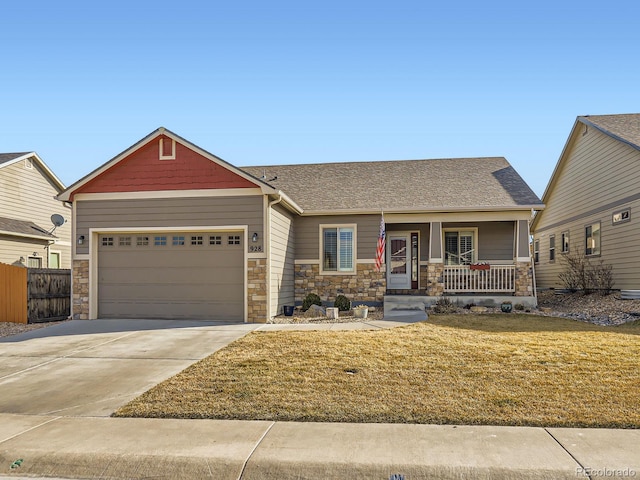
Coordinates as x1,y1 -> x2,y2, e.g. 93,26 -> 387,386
266,192 -> 284,321
529,217 -> 538,307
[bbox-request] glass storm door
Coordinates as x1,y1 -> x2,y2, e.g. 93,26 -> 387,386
387,234 -> 411,289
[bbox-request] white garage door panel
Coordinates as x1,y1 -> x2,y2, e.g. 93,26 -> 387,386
97,232 -> 244,321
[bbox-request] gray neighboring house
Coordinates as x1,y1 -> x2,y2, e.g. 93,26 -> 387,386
0,152 -> 71,269
59,128 -> 543,323
532,113 -> 640,291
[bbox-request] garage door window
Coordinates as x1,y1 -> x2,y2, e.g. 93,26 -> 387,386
137,236 -> 149,246
228,235 -> 241,245
191,235 -> 203,245
154,236 -> 167,246
119,236 -> 132,246
172,236 -> 185,246
102,237 -> 114,247
210,235 -> 222,245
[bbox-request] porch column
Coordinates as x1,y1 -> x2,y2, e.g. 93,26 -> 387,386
427,222 -> 444,296
515,219 -> 533,296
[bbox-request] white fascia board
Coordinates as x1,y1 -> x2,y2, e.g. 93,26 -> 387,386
1,152 -> 66,192
58,127 -> 278,202
302,205 -> 544,216
73,188 -> 264,201
0,230 -> 53,241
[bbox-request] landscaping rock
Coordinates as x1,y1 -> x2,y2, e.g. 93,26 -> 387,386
304,304 -> 326,318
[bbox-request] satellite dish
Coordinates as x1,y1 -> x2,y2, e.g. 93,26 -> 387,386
51,214 -> 65,228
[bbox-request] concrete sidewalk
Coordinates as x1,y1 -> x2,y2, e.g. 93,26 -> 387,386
0,414 -> 638,479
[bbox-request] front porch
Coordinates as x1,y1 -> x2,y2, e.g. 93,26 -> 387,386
383,217 -> 536,314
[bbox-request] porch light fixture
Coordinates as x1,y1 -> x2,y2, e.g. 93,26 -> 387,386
252,232 -> 259,242
78,235 -> 85,245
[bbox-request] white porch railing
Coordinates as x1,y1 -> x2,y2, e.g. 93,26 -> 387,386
444,265 -> 515,293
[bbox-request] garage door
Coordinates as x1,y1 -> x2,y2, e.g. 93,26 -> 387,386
98,232 -> 244,321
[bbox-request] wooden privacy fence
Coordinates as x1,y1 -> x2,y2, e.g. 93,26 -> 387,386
0,263 -> 71,324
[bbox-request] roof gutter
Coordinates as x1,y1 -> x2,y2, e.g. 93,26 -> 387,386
0,230 -> 57,242
301,204 -> 545,216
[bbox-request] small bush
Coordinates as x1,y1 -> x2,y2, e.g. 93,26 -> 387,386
558,252 -> 615,294
333,294 -> 351,312
432,297 -> 457,314
302,293 -> 322,311
514,304 -> 525,311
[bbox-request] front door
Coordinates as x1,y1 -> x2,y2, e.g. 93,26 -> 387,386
387,234 -> 411,289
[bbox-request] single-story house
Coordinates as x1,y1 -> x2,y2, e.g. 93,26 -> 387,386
0,152 -> 71,269
532,113 -> 640,291
58,128 -> 544,322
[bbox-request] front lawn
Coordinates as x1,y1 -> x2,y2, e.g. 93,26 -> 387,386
114,315 -> 640,427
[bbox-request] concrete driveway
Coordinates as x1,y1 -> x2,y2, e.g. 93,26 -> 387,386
0,319 -> 258,417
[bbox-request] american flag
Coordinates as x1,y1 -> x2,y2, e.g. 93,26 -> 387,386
375,212 -> 385,272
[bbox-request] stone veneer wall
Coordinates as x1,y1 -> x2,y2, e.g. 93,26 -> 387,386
426,263 -> 444,296
295,263 -> 385,305
247,258 -> 268,323
514,261 -> 534,296
72,259 -> 90,320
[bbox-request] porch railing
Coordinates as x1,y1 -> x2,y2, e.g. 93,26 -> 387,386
444,265 -> 515,293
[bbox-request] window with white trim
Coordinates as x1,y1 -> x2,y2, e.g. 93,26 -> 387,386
534,239 -> 539,263
27,256 -> 42,268
549,234 -> 555,262
444,230 -> 475,265
322,226 -> 355,272
585,222 -> 600,256
561,231 -> 569,253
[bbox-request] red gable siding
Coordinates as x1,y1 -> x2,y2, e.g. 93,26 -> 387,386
73,136 -> 257,197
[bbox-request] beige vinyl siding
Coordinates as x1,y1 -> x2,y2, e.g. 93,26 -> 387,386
538,127 -> 640,227
534,124 -> 640,290
75,196 -> 264,255
535,197 -> 640,290
294,215 -> 380,260
0,160 -> 71,268
386,223 -> 430,261
0,237 -> 47,266
269,204 -> 295,317
444,221 -> 515,261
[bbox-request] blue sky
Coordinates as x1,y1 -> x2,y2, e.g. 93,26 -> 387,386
2,0 -> 639,197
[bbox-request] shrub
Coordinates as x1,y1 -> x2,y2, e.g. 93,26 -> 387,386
432,297 -> 457,314
514,303 -> 525,311
558,252 -> 615,294
302,293 -> 322,311
333,294 -> 351,312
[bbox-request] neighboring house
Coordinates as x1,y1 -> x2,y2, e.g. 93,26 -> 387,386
58,128 -> 544,322
0,152 -> 71,269
532,113 -> 640,291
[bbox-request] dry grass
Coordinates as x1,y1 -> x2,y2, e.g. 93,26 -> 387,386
114,315 -> 640,427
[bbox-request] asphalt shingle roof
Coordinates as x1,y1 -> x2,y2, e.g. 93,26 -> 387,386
581,114 -> 640,149
242,157 -> 542,213
0,216 -> 56,239
0,152 -> 30,166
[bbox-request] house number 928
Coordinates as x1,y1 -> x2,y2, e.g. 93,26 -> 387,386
249,245 -> 263,252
